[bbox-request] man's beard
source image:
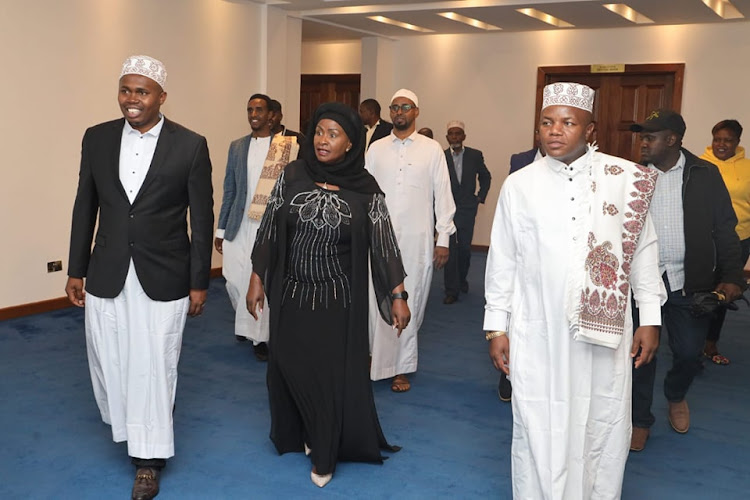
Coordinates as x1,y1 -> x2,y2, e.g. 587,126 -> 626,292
393,121 -> 410,131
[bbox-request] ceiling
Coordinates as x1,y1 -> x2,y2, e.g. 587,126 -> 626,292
249,0 -> 750,41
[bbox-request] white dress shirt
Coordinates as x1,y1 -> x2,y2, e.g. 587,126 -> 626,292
119,116 -> 165,204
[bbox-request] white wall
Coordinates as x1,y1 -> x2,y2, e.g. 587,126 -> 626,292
0,0 -> 263,308
301,40 -> 361,74
303,22 -> 750,247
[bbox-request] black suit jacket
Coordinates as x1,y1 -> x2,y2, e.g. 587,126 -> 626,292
366,120 -> 393,150
509,147 -> 539,174
278,126 -> 307,157
68,117 -> 214,301
444,146 -> 492,210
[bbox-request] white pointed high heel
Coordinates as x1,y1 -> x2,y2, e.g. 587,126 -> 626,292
304,443 -> 311,456
310,469 -> 332,488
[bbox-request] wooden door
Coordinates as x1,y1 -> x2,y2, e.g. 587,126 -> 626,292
300,74 -> 361,134
535,64 -> 684,162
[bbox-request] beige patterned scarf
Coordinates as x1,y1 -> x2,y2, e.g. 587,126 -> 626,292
248,135 -> 299,220
567,146 -> 658,349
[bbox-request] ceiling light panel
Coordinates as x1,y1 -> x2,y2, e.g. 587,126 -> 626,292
516,8 -> 574,28
701,0 -> 745,19
367,15 -> 434,33
602,4 -> 654,24
437,12 -> 501,31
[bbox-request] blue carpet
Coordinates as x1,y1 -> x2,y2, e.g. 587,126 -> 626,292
1,253 -> 748,499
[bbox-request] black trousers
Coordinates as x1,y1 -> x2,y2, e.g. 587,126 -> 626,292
131,457 -> 166,470
706,237 -> 750,343
632,277 -> 711,428
444,207 -> 477,298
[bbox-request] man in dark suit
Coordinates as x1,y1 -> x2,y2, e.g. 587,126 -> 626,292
65,55 -> 213,500
443,120 -> 491,304
359,98 -> 393,150
269,99 -> 305,158
509,129 -> 543,174
269,99 -> 304,140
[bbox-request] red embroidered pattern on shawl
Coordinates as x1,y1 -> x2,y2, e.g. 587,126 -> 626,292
579,163 -> 657,339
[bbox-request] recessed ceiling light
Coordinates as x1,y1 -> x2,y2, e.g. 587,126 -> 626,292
437,12 -> 501,31
516,8 -> 574,28
701,0 -> 745,19
602,4 -> 654,24
367,15 -> 434,33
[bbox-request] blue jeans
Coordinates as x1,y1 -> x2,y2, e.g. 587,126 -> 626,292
631,280 -> 711,428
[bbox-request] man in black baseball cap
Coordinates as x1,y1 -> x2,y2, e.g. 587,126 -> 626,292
628,108 -> 746,452
630,108 -> 687,137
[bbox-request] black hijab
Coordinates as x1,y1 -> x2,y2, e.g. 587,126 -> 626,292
302,102 -> 383,195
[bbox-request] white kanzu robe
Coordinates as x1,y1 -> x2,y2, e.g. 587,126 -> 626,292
483,152 -> 664,499
84,118 -> 189,459
366,131 -> 456,380
221,137 -> 271,342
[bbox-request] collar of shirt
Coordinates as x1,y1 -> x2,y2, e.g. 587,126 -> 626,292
544,144 -> 594,176
648,150 -> 686,175
123,113 -> 165,138
451,146 -> 464,156
365,120 -> 381,131
390,129 -> 418,144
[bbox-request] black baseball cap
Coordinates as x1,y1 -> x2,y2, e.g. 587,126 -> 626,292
630,109 -> 686,137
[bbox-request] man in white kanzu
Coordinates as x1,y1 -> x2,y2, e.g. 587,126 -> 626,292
66,55 -> 214,500
484,82 -> 666,499
215,93 -> 296,361
366,88 -> 456,392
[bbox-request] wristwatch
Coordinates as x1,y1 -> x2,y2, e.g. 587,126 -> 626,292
391,291 -> 409,301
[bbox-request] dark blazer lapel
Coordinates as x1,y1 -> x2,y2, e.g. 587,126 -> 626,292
238,135 -> 251,191
461,149 -> 474,187
132,118 -> 173,205
108,118 -> 129,202
445,150 -> 459,189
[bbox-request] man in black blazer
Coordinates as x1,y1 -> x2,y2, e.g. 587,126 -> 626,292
509,130 -> 543,174
65,55 -> 213,500
269,99 -> 304,140
443,120 -> 492,304
359,98 -> 393,150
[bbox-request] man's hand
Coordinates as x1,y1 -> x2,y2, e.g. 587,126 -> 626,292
188,289 -> 207,317
246,272 -> 265,320
715,282 -> 743,303
433,245 -> 449,269
391,300 -> 411,337
488,335 -> 510,375
631,326 -> 659,368
214,237 -> 224,254
65,277 -> 86,307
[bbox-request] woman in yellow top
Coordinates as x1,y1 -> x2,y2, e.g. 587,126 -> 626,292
701,119 -> 750,365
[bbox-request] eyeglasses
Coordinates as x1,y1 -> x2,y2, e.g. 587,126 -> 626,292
389,104 -> 416,113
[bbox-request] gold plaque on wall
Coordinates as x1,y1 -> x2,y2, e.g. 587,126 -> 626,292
591,64 -> 625,73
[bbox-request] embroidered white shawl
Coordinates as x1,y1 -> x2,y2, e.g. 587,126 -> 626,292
248,135 -> 299,220
567,146 -> 658,349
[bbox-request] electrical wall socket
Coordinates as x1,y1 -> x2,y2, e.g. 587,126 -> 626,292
47,260 -> 63,273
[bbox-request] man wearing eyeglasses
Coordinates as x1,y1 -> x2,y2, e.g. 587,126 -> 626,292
366,88 -> 456,393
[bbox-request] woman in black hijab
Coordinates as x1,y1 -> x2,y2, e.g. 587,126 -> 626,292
247,102 -> 409,487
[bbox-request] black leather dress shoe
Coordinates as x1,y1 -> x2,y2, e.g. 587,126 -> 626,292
497,373 -> 512,402
253,342 -> 269,361
132,467 -> 160,500
235,335 -> 248,342
443,295 -> 457,305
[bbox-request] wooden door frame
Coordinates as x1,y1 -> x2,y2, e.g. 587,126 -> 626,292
535,63 -> 684,113
533,64 -> 685,142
